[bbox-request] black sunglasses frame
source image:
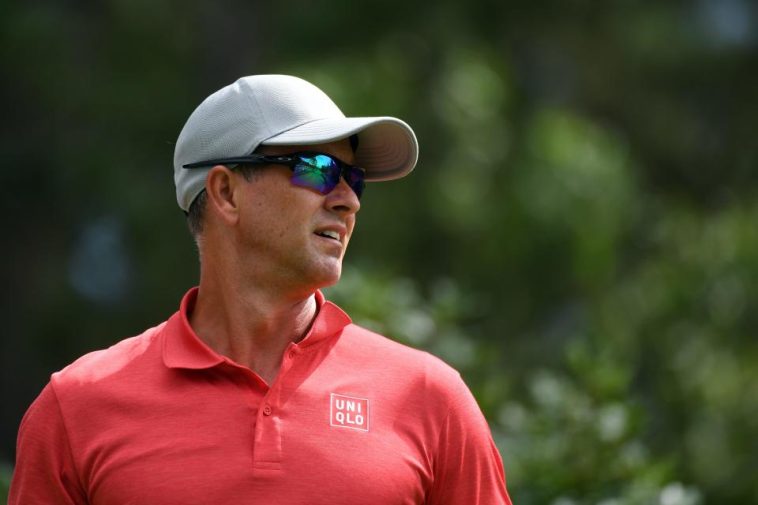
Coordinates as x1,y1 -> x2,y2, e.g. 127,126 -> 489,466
182,151 -> 365,198
183,153 -> 302,169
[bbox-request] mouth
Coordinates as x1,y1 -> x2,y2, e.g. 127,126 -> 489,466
315,230 -> 340,241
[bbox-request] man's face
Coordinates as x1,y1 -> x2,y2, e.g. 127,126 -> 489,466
232,138 -> 361,294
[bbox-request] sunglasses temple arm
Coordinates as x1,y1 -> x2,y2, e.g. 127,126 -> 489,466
183,154 -> 290,169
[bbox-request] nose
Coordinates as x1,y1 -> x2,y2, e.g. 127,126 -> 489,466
325,177 -> 361,215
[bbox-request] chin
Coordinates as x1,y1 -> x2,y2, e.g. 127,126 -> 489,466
318,268 -> 342,289
300,261 -> 342,291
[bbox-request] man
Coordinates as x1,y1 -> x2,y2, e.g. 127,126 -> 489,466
10,75 -> 512,504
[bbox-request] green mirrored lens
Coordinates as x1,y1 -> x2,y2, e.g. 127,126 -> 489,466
291,155 -> 340,194
289,153 -> 365,199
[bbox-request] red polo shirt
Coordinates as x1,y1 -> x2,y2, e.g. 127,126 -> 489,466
10,288 -> 511,504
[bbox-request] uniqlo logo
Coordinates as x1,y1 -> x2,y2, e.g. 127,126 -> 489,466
330,393 -> 369,431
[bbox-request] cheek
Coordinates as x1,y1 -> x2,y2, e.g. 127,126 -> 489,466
238,201 -> 282,241
265,205 -> 311,244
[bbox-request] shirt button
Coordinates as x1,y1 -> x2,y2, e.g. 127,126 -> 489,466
262,404 -> 272,416
288,350 -> 296,359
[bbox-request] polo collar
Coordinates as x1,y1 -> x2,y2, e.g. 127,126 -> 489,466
162,287 -> 352,370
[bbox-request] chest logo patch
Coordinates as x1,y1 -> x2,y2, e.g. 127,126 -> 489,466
330,393 -> 369,431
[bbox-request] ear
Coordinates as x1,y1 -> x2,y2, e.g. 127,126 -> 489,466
205,165 -> 241,226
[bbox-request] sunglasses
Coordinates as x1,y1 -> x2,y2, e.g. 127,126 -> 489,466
183,151 -> 365,199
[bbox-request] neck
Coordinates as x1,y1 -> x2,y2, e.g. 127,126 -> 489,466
189,263 -> 319,385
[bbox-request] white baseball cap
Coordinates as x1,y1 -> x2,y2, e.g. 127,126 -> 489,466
173,74 -> 419,211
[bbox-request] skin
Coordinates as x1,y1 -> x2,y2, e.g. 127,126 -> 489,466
189,138 -> 360,384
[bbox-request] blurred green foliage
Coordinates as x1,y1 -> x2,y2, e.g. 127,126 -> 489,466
2,0 -> 757,503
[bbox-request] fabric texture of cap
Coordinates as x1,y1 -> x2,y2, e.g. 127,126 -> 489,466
173,74 -> 419,211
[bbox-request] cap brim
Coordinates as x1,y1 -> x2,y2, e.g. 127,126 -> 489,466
261,117 -> 418,181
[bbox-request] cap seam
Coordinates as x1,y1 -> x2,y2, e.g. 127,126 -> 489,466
244,81 -> 270,154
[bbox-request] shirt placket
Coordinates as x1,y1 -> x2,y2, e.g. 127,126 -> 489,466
251,343 -> 300,472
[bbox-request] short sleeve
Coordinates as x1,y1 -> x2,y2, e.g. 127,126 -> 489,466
8,382 -> 87,505
426,374 -> 512,505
